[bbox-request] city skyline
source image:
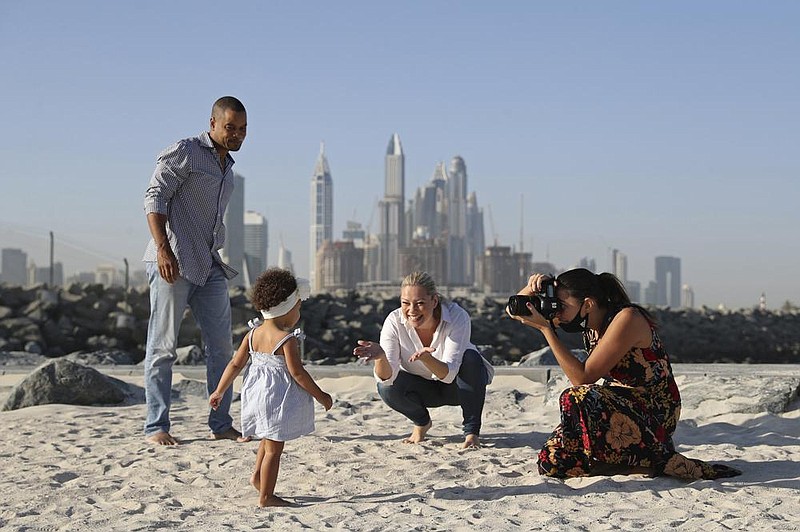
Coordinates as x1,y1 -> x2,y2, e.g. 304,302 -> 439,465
1,3 -> 798,310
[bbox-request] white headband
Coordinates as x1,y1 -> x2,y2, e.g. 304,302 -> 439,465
259,278 -> 310,319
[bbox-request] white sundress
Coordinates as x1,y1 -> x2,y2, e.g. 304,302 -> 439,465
239,328 -> 315,441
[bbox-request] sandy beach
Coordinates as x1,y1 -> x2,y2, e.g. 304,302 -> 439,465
1,365 -> 798,531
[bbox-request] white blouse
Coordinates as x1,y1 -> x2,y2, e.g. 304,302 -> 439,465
376,300 -> 494,386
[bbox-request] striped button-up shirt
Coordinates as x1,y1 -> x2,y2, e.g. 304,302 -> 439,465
143,131 -> 238,286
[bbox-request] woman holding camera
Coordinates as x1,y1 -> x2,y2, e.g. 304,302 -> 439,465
509,268 -> 740,480
354,271 -> 494,449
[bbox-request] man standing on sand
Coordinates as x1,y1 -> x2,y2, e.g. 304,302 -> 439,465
142,96 -> 248,445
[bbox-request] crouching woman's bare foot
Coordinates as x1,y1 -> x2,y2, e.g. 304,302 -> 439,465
462,433 -> 480,449
146,431 -> 179,446
402,421 -> 432,444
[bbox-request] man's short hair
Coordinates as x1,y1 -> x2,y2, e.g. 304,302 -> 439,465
212,96 -> 246,118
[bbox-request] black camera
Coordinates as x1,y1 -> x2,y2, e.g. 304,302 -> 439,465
507,279 -> 560,320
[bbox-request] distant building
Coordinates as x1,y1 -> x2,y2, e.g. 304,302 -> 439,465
222,173 -> 246,284
244,210 -> 268,286
1,248 -> 27,286
96,264 -> 121,287
477,245 -> 530,295
68,271 -> 97,285
316,240 -> 364,291
576,257 -> 596,272
28,261 -> 63,287
643,280 -> 658,306
611,249 -> 628,281
277,240 -> 294,273
655,256 -> 681,308
310,143 -> 334,292
378,133 -> 405,282
623,280 -> 641,303
681,284 -> 695,309
399,239 -> 447,285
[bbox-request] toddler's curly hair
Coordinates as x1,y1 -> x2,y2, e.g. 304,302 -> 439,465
250,268 -> 297,311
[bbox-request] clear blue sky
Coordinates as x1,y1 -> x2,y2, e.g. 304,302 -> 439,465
1,1 -> 798,310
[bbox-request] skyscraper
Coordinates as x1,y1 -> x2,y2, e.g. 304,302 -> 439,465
611,248 -> 628,281
446,156 -> 468,285
655,256 -> 681,308
244,210 -> 268,286
310,142 -> 333,292
222,172 -> 245,284
1,248 -> 27,286
378,133 -> 405,281
277,239 -> 294,273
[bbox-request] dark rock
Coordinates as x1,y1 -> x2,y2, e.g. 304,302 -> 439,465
64,349 -> 138,365
176,345 -> 205,365
2,359 -> 126,410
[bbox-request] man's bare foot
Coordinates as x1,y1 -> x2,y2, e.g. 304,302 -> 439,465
146,431 -> 178,446
402,421 -> 432,444
259,495 -> 293,507
210,428 -> 250,442
462,434 -> 480,449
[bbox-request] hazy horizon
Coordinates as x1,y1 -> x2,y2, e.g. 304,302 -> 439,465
1,2 -> 798,310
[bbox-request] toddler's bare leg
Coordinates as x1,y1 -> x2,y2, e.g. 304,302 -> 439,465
259,439 -> 291,507
251,439 -> 266,491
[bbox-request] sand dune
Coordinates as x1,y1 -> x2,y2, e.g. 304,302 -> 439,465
1,367 -> 798,531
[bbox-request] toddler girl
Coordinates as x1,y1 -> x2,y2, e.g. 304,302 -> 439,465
210,268 -> 333,507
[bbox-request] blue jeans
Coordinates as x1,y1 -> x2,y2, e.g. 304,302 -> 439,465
143,262 -> 234,436
377,349 -> 488,436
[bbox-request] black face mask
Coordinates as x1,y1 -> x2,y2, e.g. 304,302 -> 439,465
559,300 -> 588,333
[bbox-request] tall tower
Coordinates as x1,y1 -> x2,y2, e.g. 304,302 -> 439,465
378,133 -> 405,281
611,248 -> 628,281
446,156 -> 468,285
222,172 -> 245,284
310,142 -> 333,292
244,210 -> 268,287
655,256 -> 681,308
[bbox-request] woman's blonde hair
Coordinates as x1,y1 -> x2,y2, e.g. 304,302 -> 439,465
401,271 -> 438,297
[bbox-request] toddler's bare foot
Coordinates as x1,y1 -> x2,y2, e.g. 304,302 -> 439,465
402,421 -> 432,444
462,434 -> 480,449
259,495 -> 293,507
146,431 -> 178,446
209,428 -> 249,442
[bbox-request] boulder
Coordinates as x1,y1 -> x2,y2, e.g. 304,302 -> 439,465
176,344 -> 205,365
2,359 -> 127,410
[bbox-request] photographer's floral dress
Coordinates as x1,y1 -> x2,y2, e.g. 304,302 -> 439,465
537,306 -> 740,480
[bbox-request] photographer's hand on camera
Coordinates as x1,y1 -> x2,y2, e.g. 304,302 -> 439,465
527,273 -> 554,296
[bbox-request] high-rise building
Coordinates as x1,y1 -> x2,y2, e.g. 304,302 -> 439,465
681,284 -> 695,309
465,191 -> 485,285
655,256 -> 681,308
611,249 -> 628,281
277,239 -> 294,273
378,133 -> 405,282
222,173 -> 245,284
623,280 -> 642,303
446,156 -> 468,285
316,240 -> 364,291
310,142 -> 333,292
477,245 -> 530,295
399,239 -> 447,286
244,210 -> 268,286
1,248 -> 27,286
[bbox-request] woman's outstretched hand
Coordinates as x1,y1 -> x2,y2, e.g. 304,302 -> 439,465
353,340 -> 386,361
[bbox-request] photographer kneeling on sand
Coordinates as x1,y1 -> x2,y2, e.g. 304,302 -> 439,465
507,268 -> 741,480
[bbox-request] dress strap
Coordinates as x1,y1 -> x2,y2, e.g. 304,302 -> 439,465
270,328 -> 305,355
248,329 -> 256,353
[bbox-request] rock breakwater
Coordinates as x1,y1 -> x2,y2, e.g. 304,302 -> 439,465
1,283 -> 798,365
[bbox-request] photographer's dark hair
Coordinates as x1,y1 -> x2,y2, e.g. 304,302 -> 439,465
556,268 -> 655,327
